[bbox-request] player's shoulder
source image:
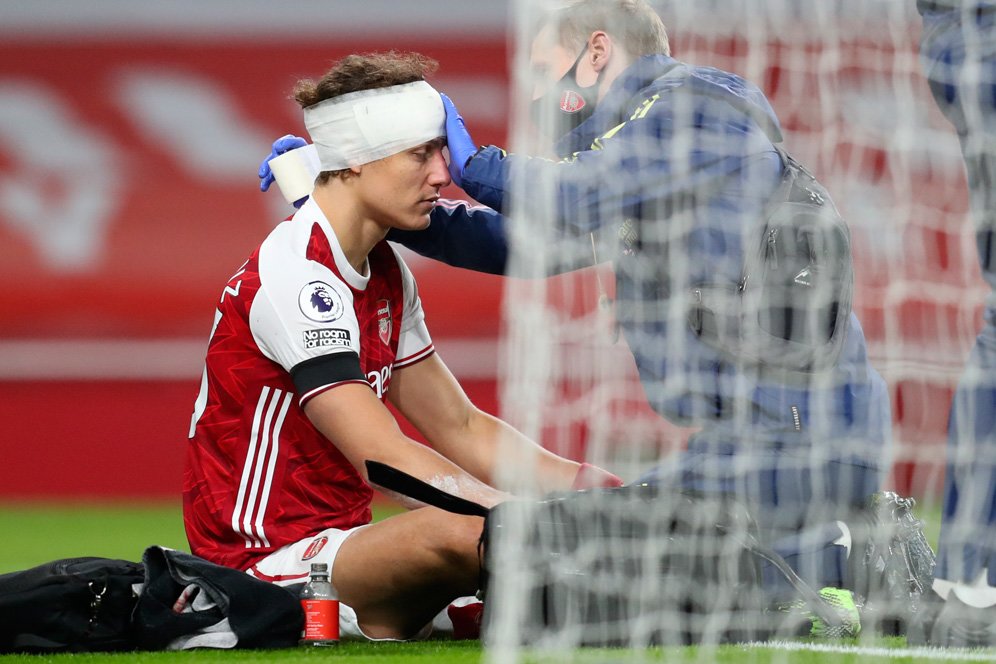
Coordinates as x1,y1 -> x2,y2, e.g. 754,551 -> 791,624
257,217 -> 352,312
261,199 -> 333,268
649,61 -> 782,142
652,62 -> 761,107
260,216 -> 312,262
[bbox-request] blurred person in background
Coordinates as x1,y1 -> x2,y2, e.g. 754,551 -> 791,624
909,0 -> 996,647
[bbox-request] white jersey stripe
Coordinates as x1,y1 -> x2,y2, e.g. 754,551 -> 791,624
243,388 -> 283,548
298,378 -> 370,407
395,345 -> 434,368
254,390 -> 292,548
233,385 -> 271,548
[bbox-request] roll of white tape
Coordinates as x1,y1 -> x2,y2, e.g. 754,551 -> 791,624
268,144 -> 321,204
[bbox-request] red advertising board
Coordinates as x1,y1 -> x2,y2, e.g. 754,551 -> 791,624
0,37 -> 509,341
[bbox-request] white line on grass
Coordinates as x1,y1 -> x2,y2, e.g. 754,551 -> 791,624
744,640 -> 996,661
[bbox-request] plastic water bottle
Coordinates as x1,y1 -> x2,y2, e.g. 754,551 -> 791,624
299,562 -> 339,646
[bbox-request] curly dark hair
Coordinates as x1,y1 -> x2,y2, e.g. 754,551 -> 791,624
294,51 -> 438,107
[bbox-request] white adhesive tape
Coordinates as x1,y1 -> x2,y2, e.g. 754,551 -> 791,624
268,144 -> 321,204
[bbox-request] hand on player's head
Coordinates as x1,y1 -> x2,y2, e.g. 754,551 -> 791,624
259,134 -> 309,192
440,93 -> 476,187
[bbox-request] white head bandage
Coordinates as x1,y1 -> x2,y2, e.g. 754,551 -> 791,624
303,80 -> 445,171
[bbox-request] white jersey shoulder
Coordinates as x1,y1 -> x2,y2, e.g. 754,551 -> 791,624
250,202 -> 360,372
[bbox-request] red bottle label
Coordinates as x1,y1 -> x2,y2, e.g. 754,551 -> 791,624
301,598 -> 340,642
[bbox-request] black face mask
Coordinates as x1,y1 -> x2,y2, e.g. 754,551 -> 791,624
531,45 -> 599,141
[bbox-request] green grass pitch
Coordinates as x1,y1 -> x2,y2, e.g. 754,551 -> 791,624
0,500 -> 977,663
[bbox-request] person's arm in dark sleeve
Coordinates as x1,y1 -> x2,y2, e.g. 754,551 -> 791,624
387,199 -> 509,275
460,118 -> 751,236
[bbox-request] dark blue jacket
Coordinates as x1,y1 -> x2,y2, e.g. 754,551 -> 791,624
392,55 -> 889,449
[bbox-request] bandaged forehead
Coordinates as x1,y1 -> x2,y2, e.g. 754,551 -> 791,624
303,81 -> 445,171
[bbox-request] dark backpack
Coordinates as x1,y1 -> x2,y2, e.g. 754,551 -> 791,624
0,556 -> 143,653
688,148 -> 853,374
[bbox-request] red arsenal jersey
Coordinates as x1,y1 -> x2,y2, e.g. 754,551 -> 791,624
184,198 -> 434,570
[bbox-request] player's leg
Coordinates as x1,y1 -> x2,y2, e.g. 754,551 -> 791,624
934,67 -> 996,603
638,431 -> 875,586
330,506 -> 484,640
915,291 -> 996,646
248,507 -> 484,641
909,301 -> 996,647
639,357 -> 891,535
910,1 -> 996,647
636,365 -> 936,634
925,328 -> 996,595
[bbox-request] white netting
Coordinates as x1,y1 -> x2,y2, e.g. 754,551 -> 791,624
487,0 -> 972,658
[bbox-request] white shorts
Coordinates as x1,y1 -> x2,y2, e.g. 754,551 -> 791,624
245,525 -> 428,641
246,526 -> 474,641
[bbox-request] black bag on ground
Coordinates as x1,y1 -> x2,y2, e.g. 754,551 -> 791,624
133,545 -> 303,650
0,556 -> 143,653
0,546 -> 303,653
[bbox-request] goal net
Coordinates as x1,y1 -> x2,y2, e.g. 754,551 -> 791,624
487,0 -> 970,656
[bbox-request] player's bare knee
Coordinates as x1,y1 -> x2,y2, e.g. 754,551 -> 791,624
426,512 -> 485,575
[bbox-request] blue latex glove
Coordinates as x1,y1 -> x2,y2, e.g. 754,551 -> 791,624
440,93 -> 476,187
258,134 -> 309,207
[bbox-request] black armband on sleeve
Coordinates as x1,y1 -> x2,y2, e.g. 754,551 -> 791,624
290,352 -> 365,396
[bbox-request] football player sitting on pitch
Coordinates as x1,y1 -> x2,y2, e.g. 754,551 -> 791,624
183,51 -> 622,642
